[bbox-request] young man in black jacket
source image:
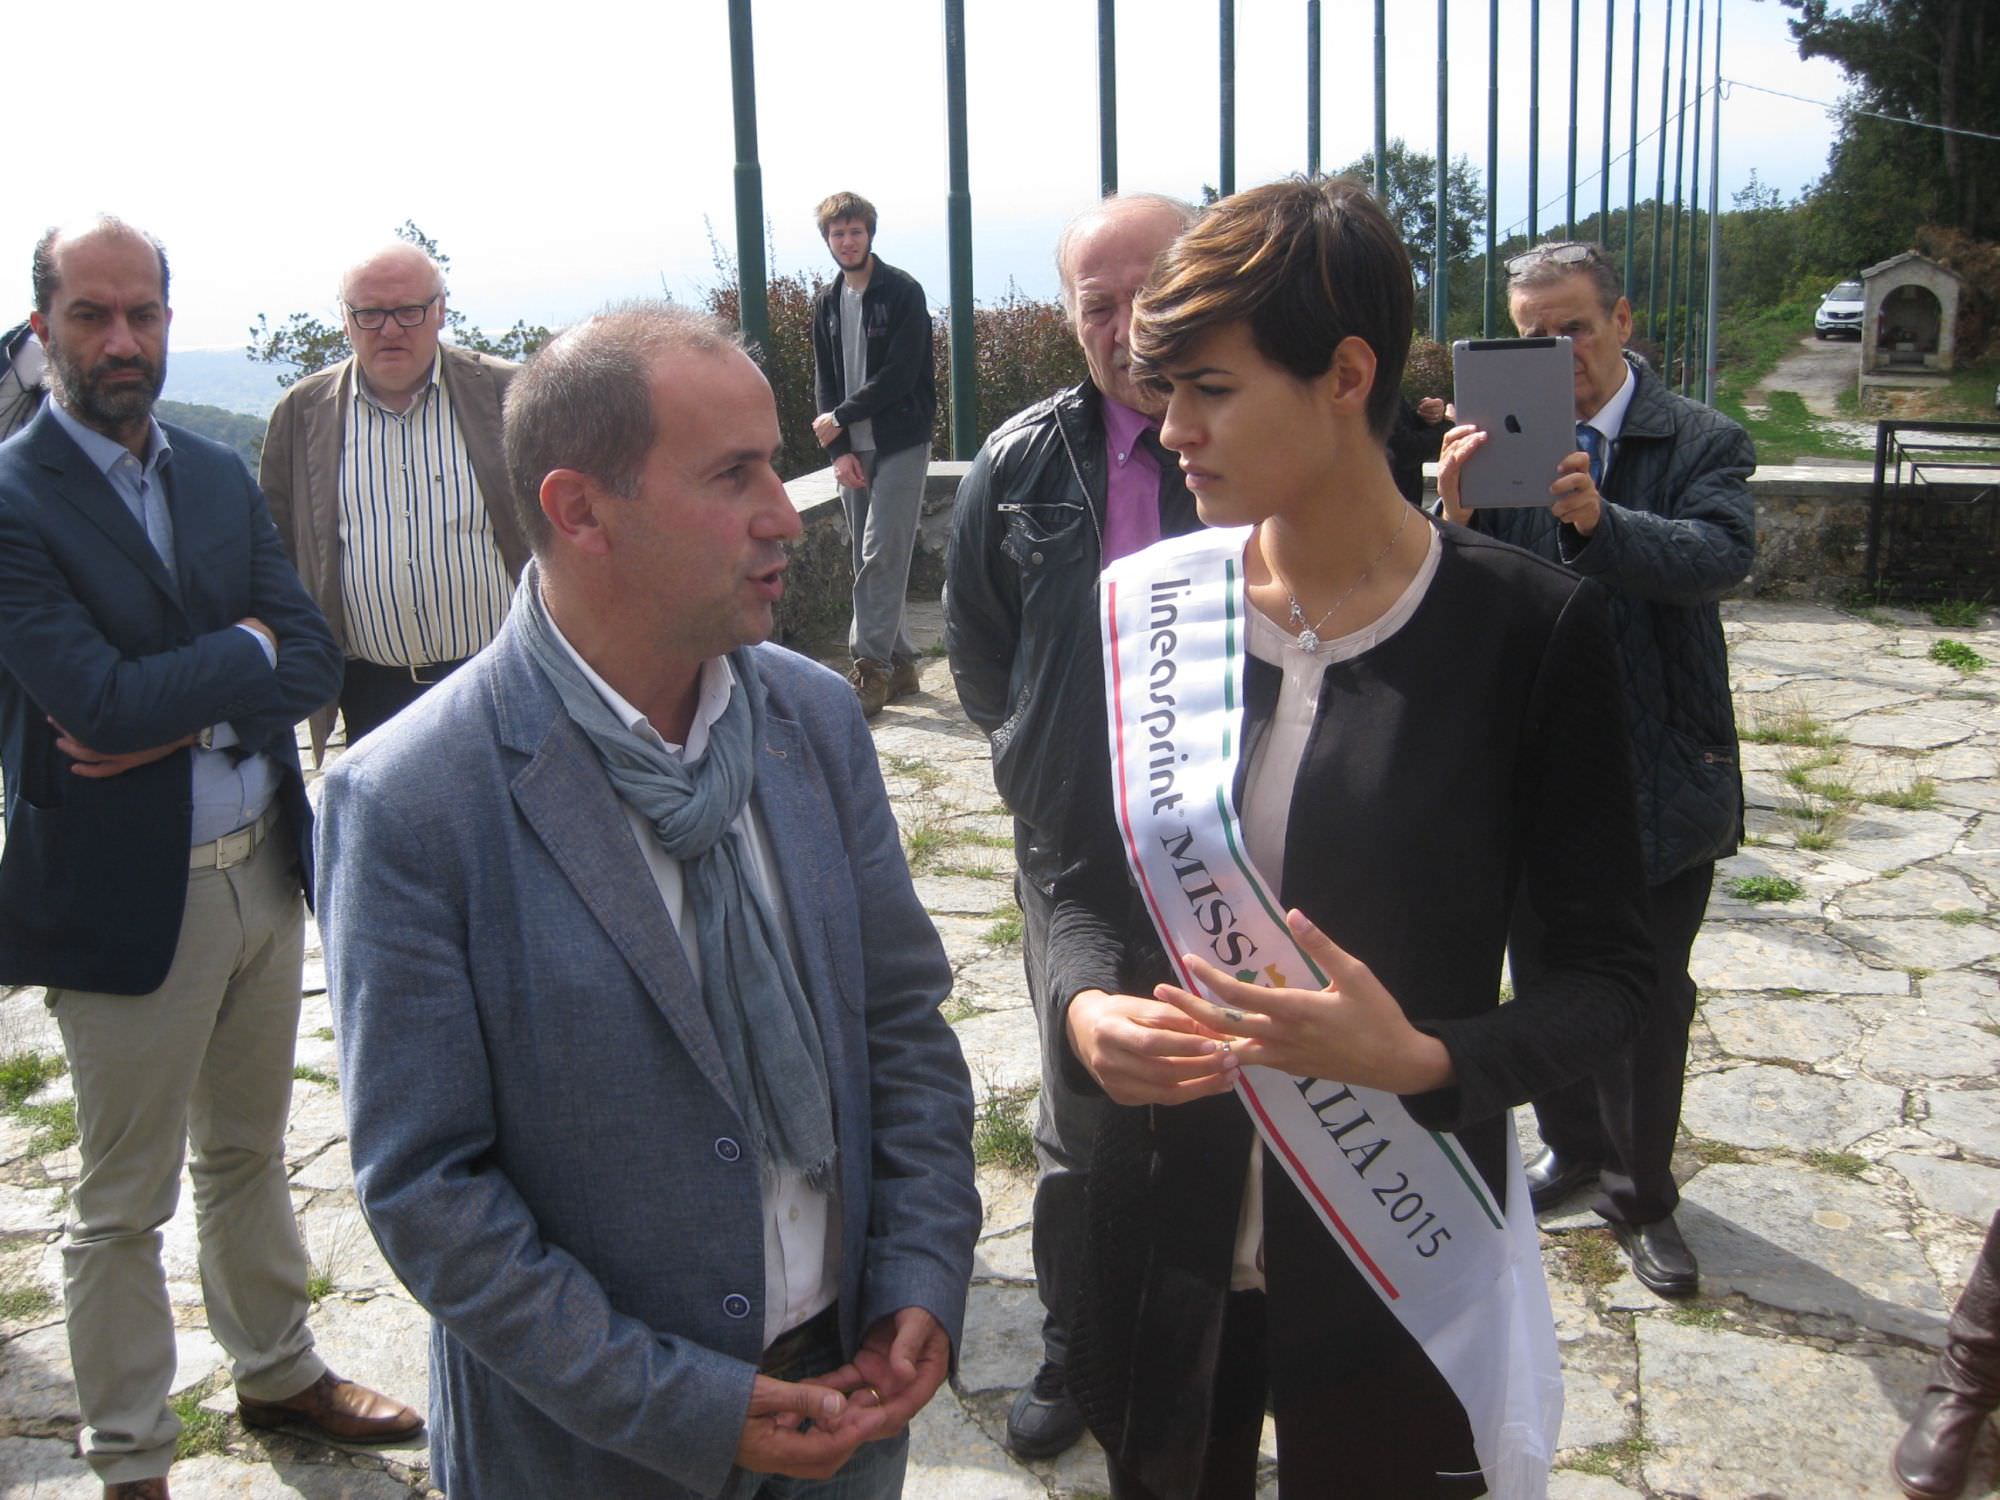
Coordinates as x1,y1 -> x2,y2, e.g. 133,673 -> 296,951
1439,240 -> 1756,1300
811,192 -> 935,717
944,192 -> 1199,1459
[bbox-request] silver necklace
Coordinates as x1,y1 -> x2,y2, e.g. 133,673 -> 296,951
1267,502 -> 1413,654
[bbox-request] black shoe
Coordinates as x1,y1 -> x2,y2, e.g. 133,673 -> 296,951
1524,1147 -> 1600,1213
1007,1360 -> 1086,1460
1613,1215 -> 1699,1299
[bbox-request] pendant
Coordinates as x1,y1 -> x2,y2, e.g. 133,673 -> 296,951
1295,628 -> 1321,654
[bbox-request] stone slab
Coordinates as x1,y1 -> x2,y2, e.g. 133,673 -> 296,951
1859,1017 -> 2000,1085
972,1223 -> 1035,1284
1919,1088 -> 2000,1160
1835,916 -> 2000,972
1548,1476 -> 1644,1500
1637,1320 -> 1939,1500
949,1011 -> 1042,1098
1841,708 -> 1984,750
949,953 -> 1031,1014
0,1322 -> 79,1426
913,874 -> 1017,919
296,1196 -> 398,1298
1690,925 -> 1908,995
1915,970 -> 2000,1026
955,1283 -> 1044,1397
1887,1151 -> 2000,1227
161,1455 -> 422,1497
1837,865 -> 1988,918
1682,1163 -> 1947,1342
0,1437 -> 97,1498
1697,996 -> 1867,1068
1681,1064 -> 1904,1153
904,1389 -> 1050,1500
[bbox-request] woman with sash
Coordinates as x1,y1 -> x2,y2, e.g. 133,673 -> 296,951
1047,176 -> 1657,1499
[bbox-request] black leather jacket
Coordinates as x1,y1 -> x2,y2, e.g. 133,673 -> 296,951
943,381 -> 1201,897
1472,355 -> 1755,883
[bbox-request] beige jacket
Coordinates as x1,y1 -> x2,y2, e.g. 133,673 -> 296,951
260,344 -> 529,761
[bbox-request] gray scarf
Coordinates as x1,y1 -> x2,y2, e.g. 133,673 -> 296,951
515,568 -> 835,1183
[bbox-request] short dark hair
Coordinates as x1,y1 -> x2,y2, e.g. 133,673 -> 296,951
1506,241 -> 1623,314
503,300 -> 743,552
1130,176 -> 1413,441
32,217 -> 171,313
814,192 -> 877,239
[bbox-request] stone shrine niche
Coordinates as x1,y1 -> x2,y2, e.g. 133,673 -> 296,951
1860,252 -> 1966,376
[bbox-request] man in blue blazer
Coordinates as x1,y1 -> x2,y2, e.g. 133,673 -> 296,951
0,219 -> 420,1500
318,300 -> 980,1500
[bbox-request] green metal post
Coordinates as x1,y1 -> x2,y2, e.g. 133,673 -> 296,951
943,0 -> 976,458
1681,0 -> 1705,393
1626,0 -> 1641,295
1099,0 -> 1117,196
1374,0 -> 1388,198
1308,0 -> 1322,176
1567,0 -> 1580,237
1663,0 -> 1690,380
726,0 -> 768,361
1648,0 -> 1673,343
1703,0 -> 1723,404
1528,0 -> 1541,242
1220,0 -> 1236,196
1600,0 -> 1614,240
1484,0 -> 1500,335
1435,0 -> 1450,341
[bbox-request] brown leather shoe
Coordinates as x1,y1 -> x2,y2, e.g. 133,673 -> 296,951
848,658 -> 891,718
238,1370 -> 422,1444
888,655 -> 922,701
105,1480 -> 170,1499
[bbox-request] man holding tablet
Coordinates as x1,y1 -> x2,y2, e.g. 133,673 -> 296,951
1438,240 -> 1755,1299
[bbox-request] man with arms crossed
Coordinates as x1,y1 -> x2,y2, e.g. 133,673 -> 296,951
944,193 -> 1199,1458
319,301 -> 979,1499
1440,240 -> 1755,1298
261,241 -> 527,758
811,192 -> 936,717
0,218 -> 417,1500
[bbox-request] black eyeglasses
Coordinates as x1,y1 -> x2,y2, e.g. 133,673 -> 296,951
1505,243 -> 1604,278
345,295 -> 439,331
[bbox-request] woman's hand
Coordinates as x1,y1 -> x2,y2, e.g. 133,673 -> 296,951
1434,423 -> 1485,526
1065,987 -> 1240,1106
1152,910 -> 1455,1096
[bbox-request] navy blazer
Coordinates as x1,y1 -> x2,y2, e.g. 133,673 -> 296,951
318,617 -> 980,1500
0,405 -> 341,995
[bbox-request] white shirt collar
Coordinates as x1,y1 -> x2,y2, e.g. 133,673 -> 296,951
1583,359 -> 1637,445
536,588 -> 736,761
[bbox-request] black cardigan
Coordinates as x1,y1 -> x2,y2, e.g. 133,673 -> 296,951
1049,523 -> 1656,1492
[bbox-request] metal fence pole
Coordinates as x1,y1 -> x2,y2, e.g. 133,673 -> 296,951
1663,0 -> 1691,379
1435,0 -> 1450,340
727,0 -> 768,359
1600,0 -> 1615,240
1567,0 -> 1580,237
1099,0 -> 1118,195
1626,0 -> 1642,295
1308,0 -> 1322,176
1529,0 -> 1542,242
1221,0 -> 1237,196
1485,0 -> 1500,335
1703,0 -> 1724,404
1681,0 -> 1706,393
943,0 -> 976,458
1649,0 -> 1674,343
1375,0 -> 1388,198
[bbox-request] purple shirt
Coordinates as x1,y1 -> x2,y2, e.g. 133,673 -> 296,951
1100,395 -> 1165,564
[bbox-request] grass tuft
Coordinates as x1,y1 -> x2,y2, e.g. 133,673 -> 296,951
1671,1302 -> 1728,1329
1940,909 -> 1987,927
171,1391 -> 231,1460
0,1284 -> 54,1321
20,1098 -> 77,1154
981,906 -> 1024,946
1930,640 -> 1987,675
1928,600 -> 1987,629
0,1051 -> 65,1111
1806,1149 -> 1869,1178
972,1085 -> 1039,1174
1690,1138 -> 1753,1165
1561,1435 -> 1654,1477
1865,779 -> 1937,811
1742,702 -> 1842,748
291,1065 -> 335,1088
1555,1228 -> 1624,1292
1726,874 -> 1804,904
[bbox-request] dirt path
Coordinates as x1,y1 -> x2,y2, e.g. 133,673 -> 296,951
1748,331 -> 1859,417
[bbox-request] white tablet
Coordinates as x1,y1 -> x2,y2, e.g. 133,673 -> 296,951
1449,337 -> 1576,508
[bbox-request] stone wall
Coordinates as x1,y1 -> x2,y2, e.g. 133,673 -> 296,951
772,460 -> 1880,648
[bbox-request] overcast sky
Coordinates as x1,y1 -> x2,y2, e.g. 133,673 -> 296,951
5,0 -> 1850,350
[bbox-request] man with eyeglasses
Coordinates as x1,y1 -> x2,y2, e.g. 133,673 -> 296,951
261,242 -> 528,757
1438,239 -> 1755,1301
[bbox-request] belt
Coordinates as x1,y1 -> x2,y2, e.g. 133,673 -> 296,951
190,806 -> 279,872
348,657 -> 467,686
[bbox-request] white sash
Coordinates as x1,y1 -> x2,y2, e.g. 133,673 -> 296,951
1100,524 -> 1562,1498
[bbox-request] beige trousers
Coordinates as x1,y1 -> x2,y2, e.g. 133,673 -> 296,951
51,824 -> 324,1484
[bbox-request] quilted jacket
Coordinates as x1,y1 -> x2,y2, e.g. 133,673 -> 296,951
1472,354 -> 1756,884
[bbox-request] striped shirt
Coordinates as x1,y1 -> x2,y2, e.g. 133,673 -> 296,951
338,353 -> 511,666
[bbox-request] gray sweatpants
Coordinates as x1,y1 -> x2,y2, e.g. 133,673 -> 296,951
842,442 -> 928,665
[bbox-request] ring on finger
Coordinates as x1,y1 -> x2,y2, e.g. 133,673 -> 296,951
866,1385 -> 883,1407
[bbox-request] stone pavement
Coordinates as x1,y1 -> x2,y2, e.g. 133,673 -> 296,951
0,596 -> 1995,1499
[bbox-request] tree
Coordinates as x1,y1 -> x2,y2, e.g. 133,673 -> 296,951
247,220 -> 552,386
1783,0 -> 1999,244
1334,141 -> 1486,291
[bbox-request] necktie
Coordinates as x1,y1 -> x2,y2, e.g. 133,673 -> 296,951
1576,424 -> 1605,489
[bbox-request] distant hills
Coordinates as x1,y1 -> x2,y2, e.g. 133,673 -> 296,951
163,348 -> 286,418
157,400 -> 266,470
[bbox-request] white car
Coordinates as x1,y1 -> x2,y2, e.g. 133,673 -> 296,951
1815,280 -> 1865,339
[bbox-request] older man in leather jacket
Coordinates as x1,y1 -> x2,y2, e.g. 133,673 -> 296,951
944,193 -> 1199,1460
